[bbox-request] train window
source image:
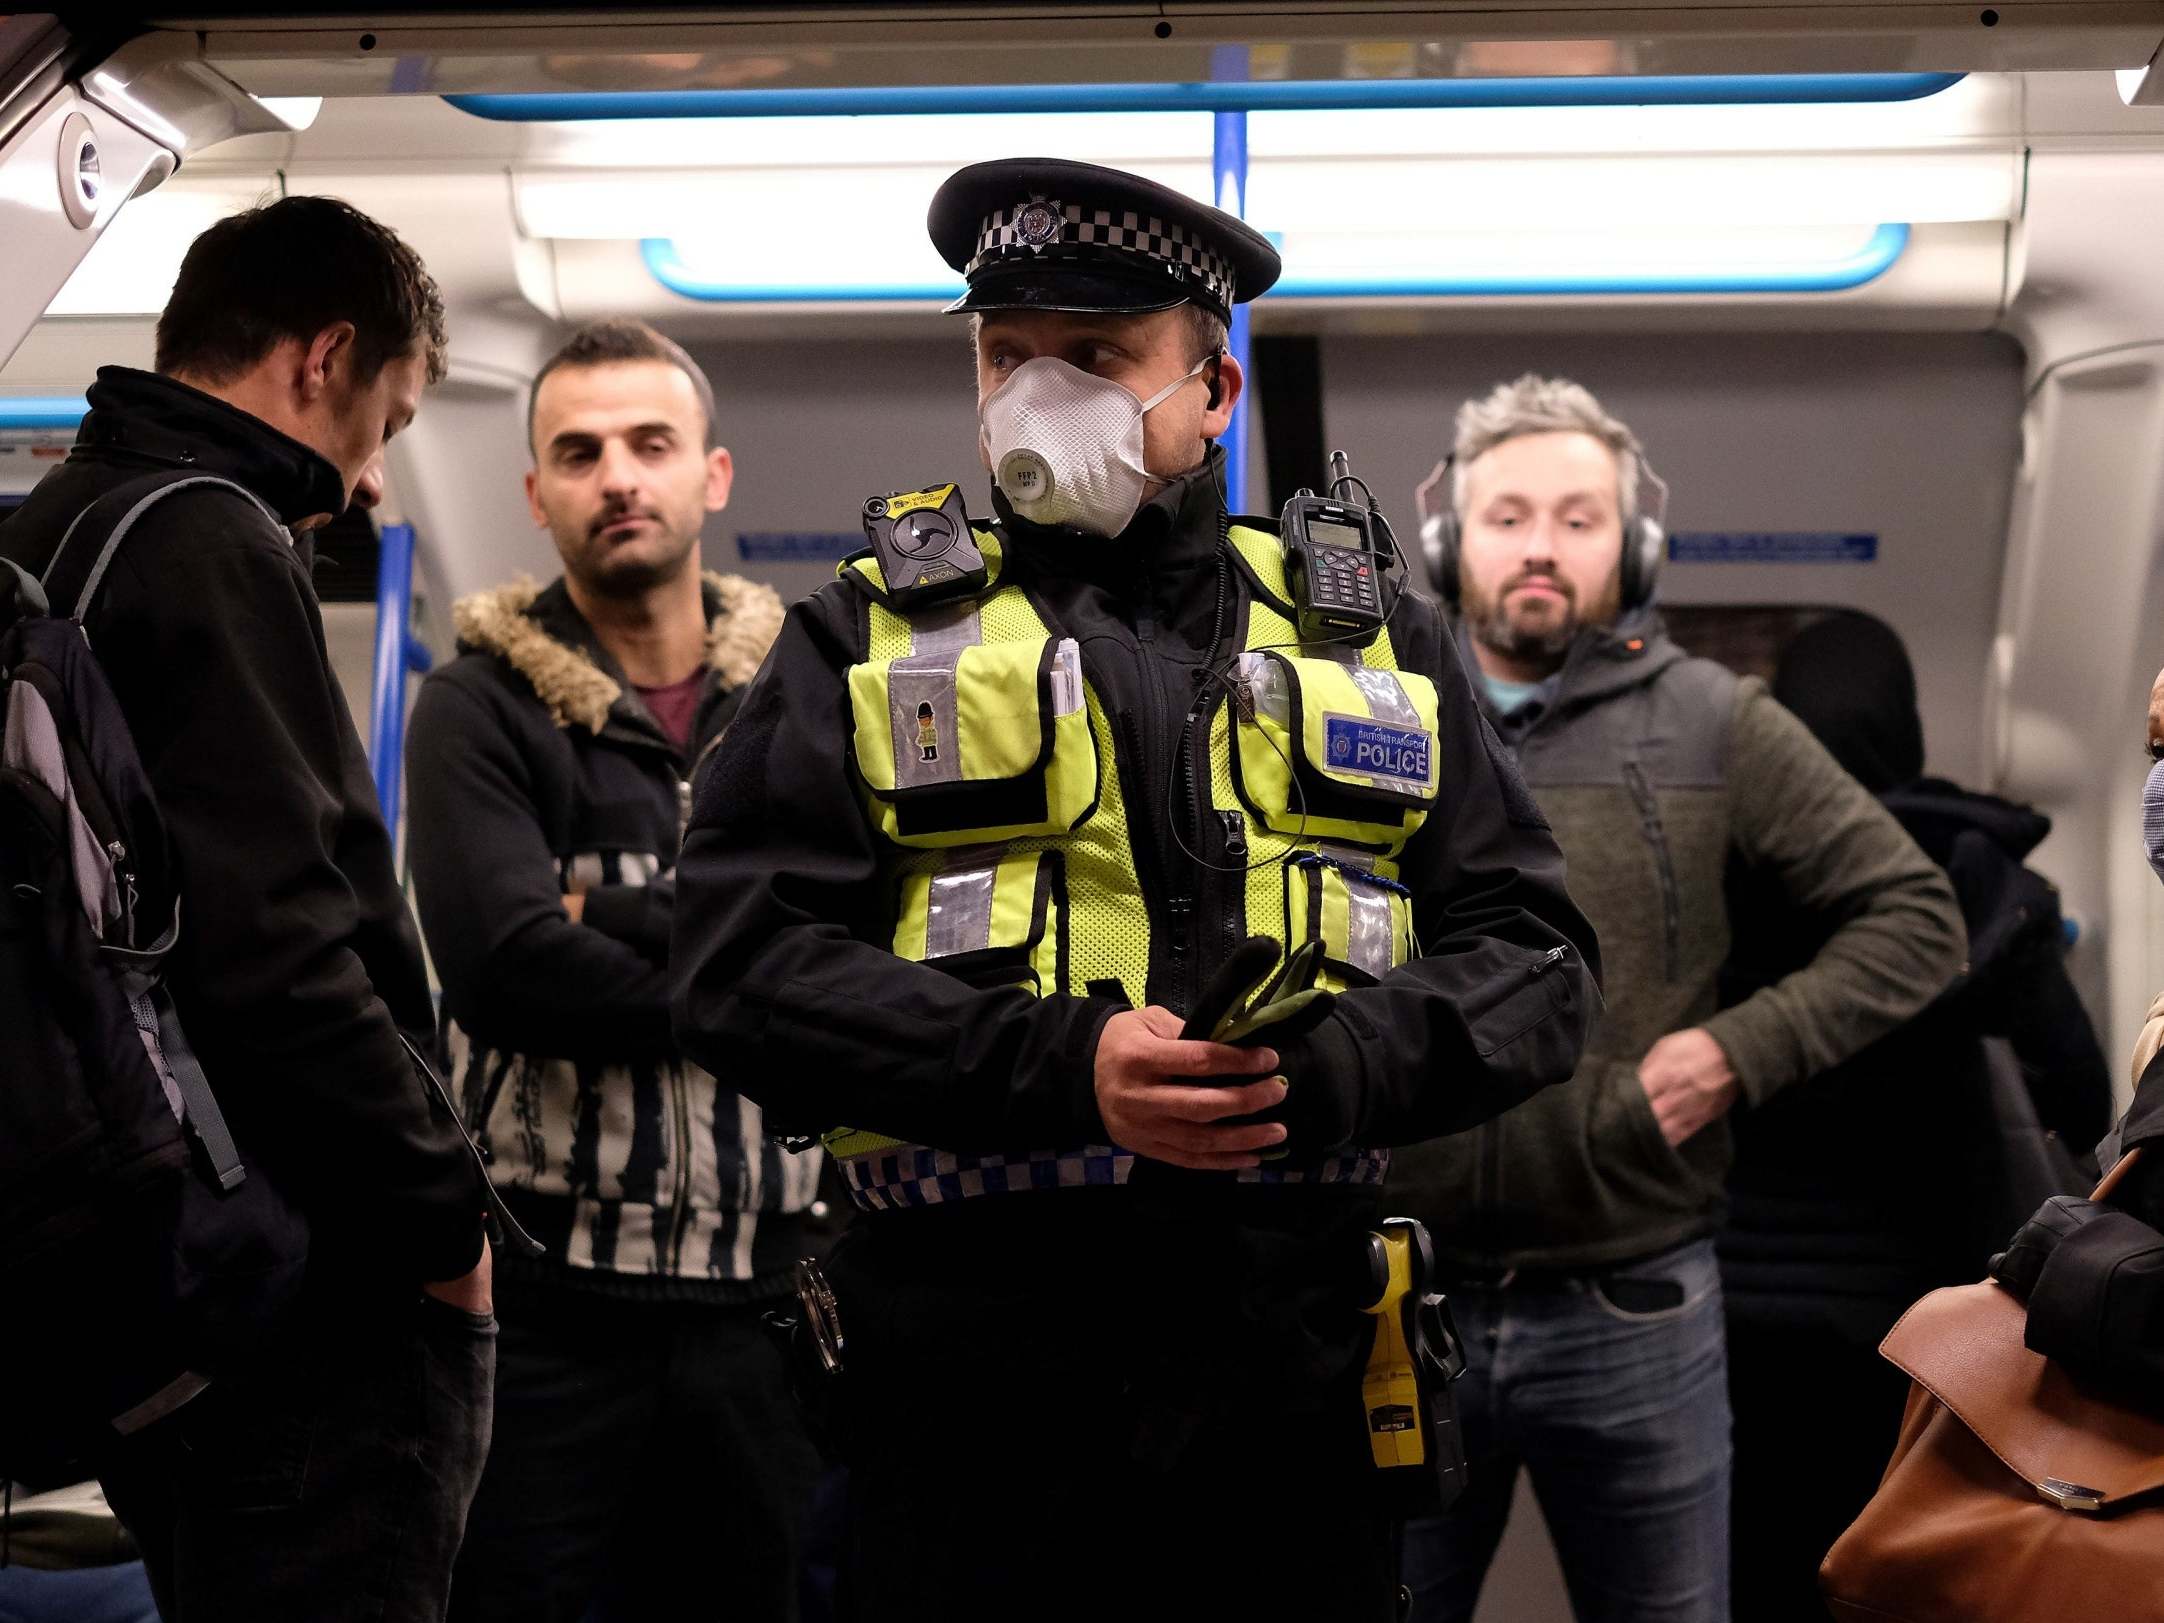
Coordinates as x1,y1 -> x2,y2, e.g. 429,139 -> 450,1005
1662,604 -> 1857,683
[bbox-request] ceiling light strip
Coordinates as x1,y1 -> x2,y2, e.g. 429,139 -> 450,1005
642,222 -> 1910,303
0,396 -> 89,429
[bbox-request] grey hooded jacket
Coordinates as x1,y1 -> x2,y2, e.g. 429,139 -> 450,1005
1388,616 -> 1966,1271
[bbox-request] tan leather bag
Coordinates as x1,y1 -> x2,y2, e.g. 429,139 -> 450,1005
1820,1153 -> 2164,1622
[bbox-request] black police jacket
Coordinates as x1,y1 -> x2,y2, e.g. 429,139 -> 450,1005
671,451 -> 1598,1196
0,367 -> 486,1289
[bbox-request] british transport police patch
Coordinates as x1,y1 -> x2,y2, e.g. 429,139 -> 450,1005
1326,715 -> 1434,793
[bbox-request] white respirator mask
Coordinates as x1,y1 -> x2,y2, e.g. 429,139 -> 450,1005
979,352 -> 1215,538
2144,756 -> 2164,885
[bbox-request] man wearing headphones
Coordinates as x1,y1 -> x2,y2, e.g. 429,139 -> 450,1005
1389,375 -> 1963,1623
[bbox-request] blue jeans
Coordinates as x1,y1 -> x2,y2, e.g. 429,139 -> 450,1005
1401,1238 -> 1732,1623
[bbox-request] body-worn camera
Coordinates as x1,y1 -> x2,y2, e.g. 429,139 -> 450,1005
864,482 -> 987,608
1281,452 -> 1397,648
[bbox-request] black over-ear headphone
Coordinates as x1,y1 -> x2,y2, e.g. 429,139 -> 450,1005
1416,449 -> 1669,614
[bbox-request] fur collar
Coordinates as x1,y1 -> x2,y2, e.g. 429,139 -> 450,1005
452,572 -> 785,733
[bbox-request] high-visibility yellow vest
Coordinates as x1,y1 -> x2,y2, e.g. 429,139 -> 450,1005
828,520 -> 1443,1209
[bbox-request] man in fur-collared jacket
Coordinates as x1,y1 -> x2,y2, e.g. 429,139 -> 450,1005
404,320 -> 818,1623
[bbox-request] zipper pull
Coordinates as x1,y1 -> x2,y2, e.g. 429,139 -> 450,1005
106,841 -> 137,946
1530,946 -> 1567,975
1219,810 -> 1248,861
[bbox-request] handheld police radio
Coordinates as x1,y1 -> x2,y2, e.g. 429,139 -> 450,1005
863,482 -> 987,609
1281,451 -> 1397,649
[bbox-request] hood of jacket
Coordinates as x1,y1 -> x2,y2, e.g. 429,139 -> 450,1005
451,571 -> 784,733
1880,778 -> 2050,867
74,365 -> 348,530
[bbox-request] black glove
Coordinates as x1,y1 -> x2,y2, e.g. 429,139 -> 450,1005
1183,938 -> 1360,1161
1989,1195 -> 2096,1302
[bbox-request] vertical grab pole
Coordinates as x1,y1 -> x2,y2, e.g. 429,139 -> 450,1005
370,521 -> 420,839
1212,105 -> 1252,513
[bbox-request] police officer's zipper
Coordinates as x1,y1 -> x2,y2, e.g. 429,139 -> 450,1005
1117,628 -> 1194,1014
1192,547 -> 1242,970
1113,546 -> 1234,1016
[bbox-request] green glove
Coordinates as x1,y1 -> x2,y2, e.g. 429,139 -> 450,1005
1181,938 -> 1340,1161
1181,937 -> 1335,1046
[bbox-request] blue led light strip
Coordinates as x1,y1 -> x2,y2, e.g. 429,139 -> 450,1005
642,224 -> 1910,304
0,396 -> 89,429
1280,223 -> 1913,298
449,73 -> 1961,121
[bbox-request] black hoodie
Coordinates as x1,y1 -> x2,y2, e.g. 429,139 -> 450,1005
0,366 -> 487,1291
1720,612 -> 2112,1335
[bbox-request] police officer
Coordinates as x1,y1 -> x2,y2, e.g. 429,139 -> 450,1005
671,158 -> 1600,1620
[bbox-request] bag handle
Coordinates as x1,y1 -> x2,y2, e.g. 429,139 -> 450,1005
2092,1145 -> 2144,1204
2090,1042 -> 2164,1198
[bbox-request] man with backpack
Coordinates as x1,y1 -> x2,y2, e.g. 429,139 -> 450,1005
0,196 -> 496,1621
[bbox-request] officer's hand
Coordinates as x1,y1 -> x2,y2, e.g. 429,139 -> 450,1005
1094,1007 -> 1289,1171
1637,1027 -> 1739,1147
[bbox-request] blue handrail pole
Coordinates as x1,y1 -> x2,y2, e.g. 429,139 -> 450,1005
1213,106 -> 1251,513
370,521 -> 418,837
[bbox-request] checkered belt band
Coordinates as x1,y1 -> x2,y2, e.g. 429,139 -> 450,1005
967,196 -> 1235,309
839,1142 -> 1389,1210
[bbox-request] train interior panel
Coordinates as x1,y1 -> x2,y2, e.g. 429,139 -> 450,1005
8,8 -> 2164,1616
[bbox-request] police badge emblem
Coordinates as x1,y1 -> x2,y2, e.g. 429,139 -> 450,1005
1014,201 -> 1061,248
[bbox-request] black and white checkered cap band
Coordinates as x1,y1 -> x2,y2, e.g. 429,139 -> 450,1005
966,196 -> 1235,308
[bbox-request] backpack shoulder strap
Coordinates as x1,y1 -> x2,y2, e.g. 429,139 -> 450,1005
42,472 -> 283,622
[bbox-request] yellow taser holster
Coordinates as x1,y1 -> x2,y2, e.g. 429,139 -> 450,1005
1360,1217 -> 1469,1514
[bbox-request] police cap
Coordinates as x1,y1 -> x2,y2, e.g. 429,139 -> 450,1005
928,157 -> 1281,324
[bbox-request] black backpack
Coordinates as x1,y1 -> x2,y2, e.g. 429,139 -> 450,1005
0,472 -> 311,1487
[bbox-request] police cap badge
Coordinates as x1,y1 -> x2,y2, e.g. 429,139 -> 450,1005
927,156 -> 1281,323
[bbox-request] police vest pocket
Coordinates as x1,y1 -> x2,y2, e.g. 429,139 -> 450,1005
1231,652 -> 1440,852
848,636 -> 1099,847
892,849 -> 1067,998
1285,850 -> 1414,991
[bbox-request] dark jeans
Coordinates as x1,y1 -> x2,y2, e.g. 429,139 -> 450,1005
1401,1238 -> 1732,1623
824,1218 -> 1401,1623
1726,1312 -> 1913,1622
98,1293 -> 495,1623
448,1279 -> 819,1623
